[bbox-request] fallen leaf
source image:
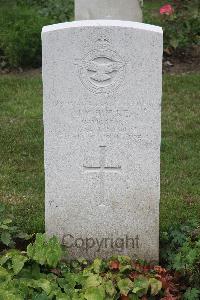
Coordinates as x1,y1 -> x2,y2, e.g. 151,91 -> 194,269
109,260 -> 120,270
120,295 -> 130,300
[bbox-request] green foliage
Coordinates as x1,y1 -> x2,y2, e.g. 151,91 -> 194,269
0,203 -> 13,246
1,0 -> 199,67
161,220 -> 200,291
17,0 -> 74,22
0,203 -> 30,248
184,288 -> 200,300
117,278 -> 133,296
0,249 -> 28,274
0,234 -> 66,299
0,5 -> 52,67
52,256 -> 164,299
37,0 -> 74,23
27,233 -> 63,267
172,237 -> 200,288
160,219 -> 198,266
0,0 -> 73,67
0,236 -> 169,299
160,0 -> 200,50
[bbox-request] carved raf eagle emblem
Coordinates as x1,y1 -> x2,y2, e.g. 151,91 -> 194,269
75,38 -> 126,94
86,60 -> 125,83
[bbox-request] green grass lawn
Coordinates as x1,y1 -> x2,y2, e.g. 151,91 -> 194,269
0,74 -> 44,233
0,73 -> 199,233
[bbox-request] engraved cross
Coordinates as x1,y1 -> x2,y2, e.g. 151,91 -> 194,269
83,146 -> 121,206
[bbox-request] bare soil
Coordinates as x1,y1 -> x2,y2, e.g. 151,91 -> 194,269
163,46 -> 200,74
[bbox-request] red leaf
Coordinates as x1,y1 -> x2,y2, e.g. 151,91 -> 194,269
120,295 -> 130,300
129,271 -> 139,281
154,265 -> 167,274
132,262 -> 143,271
159,277 -> 169,290
109,260 -> 120,270
161,296 -> 178,300
143,265 -> 152,273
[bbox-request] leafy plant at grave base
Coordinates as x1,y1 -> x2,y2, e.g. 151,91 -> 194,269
1,221 -> 200,299
160,219 -> 200,298
160,219 -> 199,266
0,203 -> 31,248
183,288 -> 200,300
0,233 -> 180,299
159,0 -> 200,53
27,233 -> 63,268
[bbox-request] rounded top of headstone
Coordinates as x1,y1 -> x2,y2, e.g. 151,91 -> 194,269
42,20 -> 162,35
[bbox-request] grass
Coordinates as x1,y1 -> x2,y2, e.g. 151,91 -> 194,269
0,0 -> 199,233
0,74 -> 44,233
161,74 -> 200,229
0,73 -> 199,233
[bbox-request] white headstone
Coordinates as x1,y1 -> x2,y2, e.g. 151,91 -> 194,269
42,20 -> 163,262
75,0 -> 143,22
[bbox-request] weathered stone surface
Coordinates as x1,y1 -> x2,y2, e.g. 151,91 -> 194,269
75,0 -> 143,22
42,20 -> 163,262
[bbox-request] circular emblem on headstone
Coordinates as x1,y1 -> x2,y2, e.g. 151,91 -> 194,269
75,38 -> 126,94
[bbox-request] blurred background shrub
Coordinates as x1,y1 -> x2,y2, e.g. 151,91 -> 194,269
17,0 -> 74,23
0,5 -> 52,67
0,0 -> 199,68
159,0 -> 200,52
0,0 -> 73,68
